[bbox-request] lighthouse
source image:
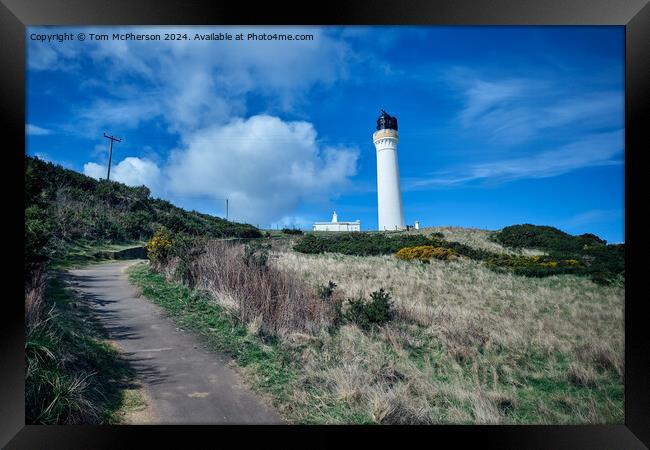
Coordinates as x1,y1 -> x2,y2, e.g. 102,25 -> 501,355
373,110 -> 405,231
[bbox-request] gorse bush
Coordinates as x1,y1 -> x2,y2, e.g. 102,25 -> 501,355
295,227 -> 623,284
243,242 -> 271,269
145,228 -> 173,265
395,245 -> 456,262
492,224 -> 624,284
340,289 -> 394,330
294,233 -> 433,256
484,254 -> 584,278
169,233 -> 206,287
295,232 -> 490,260
282,228 -> 304,235
25,204 -> 55,281
494,224 -> 607,252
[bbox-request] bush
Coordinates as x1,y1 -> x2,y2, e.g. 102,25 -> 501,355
317,281 -> 337,300
494,224 -> 607,253
243,242 -> 270,269
294,233 -> 433,256
492,224 -> 624,284
282,228 -> 304,235
341,289 -> 394,330
395,245 -> 456,262
170,234 -> 205,287
25,205 -> 55,280
294,232 -> 490,261
145,228 -> 173,265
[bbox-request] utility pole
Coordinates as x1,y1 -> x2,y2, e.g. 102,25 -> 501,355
215,198 -> 229,221
103,132 -> 122,181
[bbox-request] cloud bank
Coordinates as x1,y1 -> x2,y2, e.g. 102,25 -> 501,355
84,115 -> 358,224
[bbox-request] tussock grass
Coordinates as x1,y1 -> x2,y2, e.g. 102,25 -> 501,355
161,241 -> 335,335
25,270 -> 139,424
271,248 -> 623,424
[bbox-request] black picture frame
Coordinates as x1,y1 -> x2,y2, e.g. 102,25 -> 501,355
2,0 -> 648,448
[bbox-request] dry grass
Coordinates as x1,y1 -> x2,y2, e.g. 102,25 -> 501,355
406,226 -> 545,256
174,241 -> 334,335
271,244 -> 624,424
274,251 -> 622,357
145,229 -> 623,424
25,264 -> 48,328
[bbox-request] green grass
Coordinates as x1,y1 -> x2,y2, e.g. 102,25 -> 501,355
26,276 -> 140,424
49,239 -> 146,270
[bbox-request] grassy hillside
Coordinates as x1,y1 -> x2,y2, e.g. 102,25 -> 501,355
25,155 -> 260,274
132,226 -> 624,424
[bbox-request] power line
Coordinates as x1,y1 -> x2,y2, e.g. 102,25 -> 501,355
103,132 -> 122,181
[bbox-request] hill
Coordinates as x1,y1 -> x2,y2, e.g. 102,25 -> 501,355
294,224 -> 624,285
25,155 -> 260,274
130,224 -> 624,424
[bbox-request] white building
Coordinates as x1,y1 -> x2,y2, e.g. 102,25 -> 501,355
373,110 -> 405,231
312,211 -> 360,232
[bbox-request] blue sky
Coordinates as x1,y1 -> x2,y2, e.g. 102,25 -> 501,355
26,26 -> 624,242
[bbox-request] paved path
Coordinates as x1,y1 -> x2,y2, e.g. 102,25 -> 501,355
65,260 -> 282,424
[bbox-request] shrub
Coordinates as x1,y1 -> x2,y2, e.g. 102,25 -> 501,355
341,289 -> 394,330
25,204 -> 55,280
294,233 -> 433,256
243,242 -> 270,269
492,224 -> 624,284
170,234 -> 205,287
317,281 -> 337,300
145,228 -> 173,265
484,254 -> 584,278
395,245 -> 456,262
282,228 -> 304,235
494,224 -> 607,253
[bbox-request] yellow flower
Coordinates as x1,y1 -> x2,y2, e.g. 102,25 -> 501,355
395,245 -> 456,262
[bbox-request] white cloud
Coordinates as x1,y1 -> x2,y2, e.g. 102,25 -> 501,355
450,72 -> 623,146
31,26 -> 353,135
26,124 -> 52,135
404,129 -> 623,190
32,27 -> 362,224
165,115 -> 358,224
82,115 -> 358,224
84,156 -> 161,190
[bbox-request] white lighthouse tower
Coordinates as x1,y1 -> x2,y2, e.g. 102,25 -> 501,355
373,110 -> 405,231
